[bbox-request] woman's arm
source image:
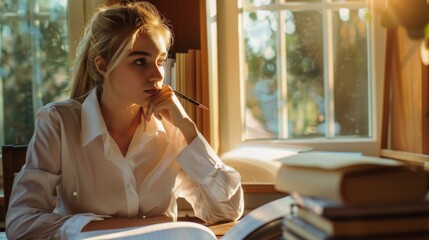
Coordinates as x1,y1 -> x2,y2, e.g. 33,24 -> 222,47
146,85 -> 244,223
174,133 -> 245,224
5,105 -> 101,239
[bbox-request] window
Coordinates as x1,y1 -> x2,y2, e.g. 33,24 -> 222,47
0,0 -> 100,147
217,0 -> 386,155
0,0 -> 69,146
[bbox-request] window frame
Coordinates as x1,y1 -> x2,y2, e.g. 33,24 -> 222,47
217,0 -> 386,156
68,0 -> 107,62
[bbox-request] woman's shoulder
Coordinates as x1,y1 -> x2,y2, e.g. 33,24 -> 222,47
36,99 -> 82,116
33,99 -> 83,131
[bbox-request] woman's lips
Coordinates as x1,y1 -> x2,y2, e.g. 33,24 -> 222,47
144,89 -> 161,96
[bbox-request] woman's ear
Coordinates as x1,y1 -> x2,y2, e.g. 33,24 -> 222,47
95,56 -> 108,76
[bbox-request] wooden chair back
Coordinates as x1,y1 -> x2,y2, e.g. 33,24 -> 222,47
2,145 -> 28,213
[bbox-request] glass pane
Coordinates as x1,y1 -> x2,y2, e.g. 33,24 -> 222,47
332,0 -> 366,2
284,0 -> 320,2
241,2 -> 372,141
333,8 -> 369,137
243,10 -> 279,140
244,0 -> 275,6
0,0 -> 69,145
285,10 -> 324,138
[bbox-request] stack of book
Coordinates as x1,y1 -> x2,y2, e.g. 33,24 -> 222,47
274,152 -> 429,240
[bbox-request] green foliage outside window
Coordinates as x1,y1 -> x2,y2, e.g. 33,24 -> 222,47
0,0 -> 69,145
242,2 -> 370,140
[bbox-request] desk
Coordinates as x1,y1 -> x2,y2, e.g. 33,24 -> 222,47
207,221 -> 239,239
178,215 -> 238,239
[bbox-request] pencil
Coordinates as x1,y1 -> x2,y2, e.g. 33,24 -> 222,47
173,90 -> 209,111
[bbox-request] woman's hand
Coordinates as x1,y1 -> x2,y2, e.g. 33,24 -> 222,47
145,85 -> 197,144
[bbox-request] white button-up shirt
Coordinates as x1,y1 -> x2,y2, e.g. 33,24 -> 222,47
6,89 -> 244,239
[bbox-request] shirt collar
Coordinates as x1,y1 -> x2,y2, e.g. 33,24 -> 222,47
81,88 -> 108,146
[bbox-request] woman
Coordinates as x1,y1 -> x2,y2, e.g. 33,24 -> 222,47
5,2 -> 244,239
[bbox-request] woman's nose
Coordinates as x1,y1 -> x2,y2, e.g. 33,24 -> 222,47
150,65 -> 164,82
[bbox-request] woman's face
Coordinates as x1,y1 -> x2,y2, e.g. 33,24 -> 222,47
106,31 -> 168,108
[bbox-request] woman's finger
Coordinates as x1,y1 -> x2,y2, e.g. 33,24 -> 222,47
146,89 -> 175,122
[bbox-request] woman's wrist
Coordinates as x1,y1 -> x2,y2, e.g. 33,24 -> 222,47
177,118 -> 198,144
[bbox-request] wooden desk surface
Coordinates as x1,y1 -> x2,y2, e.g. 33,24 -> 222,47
207,221 -> 239,239
178,215 -> 238,238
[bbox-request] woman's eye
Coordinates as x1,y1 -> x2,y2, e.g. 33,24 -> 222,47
158,58 -> 167,67
134,58 -> 147,66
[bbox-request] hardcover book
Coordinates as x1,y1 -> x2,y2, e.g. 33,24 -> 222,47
275,152 -> 429,205
291,192 -> 429,218
294,204 -> 429,237
282,215 -> 429,240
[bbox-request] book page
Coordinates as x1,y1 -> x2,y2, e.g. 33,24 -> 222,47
74,221 -> 216,240
277,152 -> 402,169
221,196 -> 294,240
221,144 -> 311,162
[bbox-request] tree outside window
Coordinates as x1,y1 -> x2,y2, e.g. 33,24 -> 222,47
0,0 -> 69,145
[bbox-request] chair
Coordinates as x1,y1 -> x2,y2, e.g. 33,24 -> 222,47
2,145 -> 27,214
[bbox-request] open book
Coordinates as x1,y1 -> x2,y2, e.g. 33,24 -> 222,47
73,196 -> 294,240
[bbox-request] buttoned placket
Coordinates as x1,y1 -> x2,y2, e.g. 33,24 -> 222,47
123,168 -> 139,217
103,133 -> 140,217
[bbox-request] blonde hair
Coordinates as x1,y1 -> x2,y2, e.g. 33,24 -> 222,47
68,1 -> 173,102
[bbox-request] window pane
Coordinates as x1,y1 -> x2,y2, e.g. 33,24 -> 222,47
244,0 -> 275,6
333,8 -> 369,137
285,10 -> 324,138
243,10 -> 279,139
241,2 -> 372,141
332,0 -> 365,2
284,0 -> 320,2
243,10 -> 325,140
0,0 -> 69,145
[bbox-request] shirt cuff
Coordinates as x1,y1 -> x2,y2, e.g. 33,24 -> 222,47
58,213 -> 110,239
176,132 -> 241,201
176,132 -> 222,183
